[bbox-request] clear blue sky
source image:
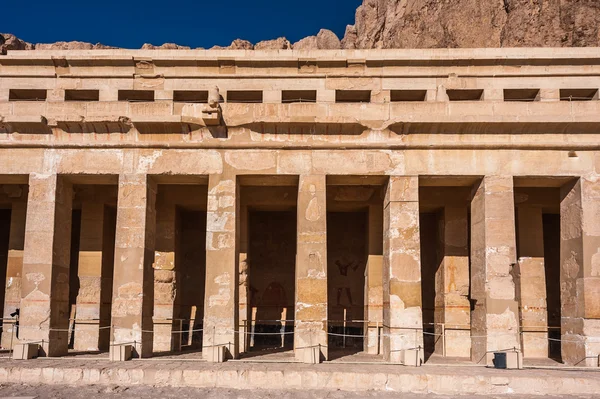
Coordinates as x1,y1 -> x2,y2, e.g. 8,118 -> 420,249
3,0 -> 362,48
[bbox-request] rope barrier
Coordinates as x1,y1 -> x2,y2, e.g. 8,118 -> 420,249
10,324 -> 600,342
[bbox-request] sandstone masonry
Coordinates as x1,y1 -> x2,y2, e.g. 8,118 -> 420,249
0,48 -> 599,367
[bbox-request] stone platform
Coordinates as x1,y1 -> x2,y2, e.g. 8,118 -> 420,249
0,358 -> 598,396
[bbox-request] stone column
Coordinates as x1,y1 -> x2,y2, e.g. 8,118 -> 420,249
516,207 -> 548,358
153,203 -> 179,353
111,174 -> 156,358
20,174 -> 72,357
435,207 -> 471,358
203,173 -> 238,361
382,176 -> 424,364
560,178 -> 600,366
1,201 -> 26,348
470,176 -> 520,364
74,202 -> 108,351
365,204 -> 383,355
295,175 -> 328,362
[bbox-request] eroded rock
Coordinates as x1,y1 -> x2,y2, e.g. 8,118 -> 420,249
141,43 -> 191,50
254,37 -> 292,50
343,0 -> 600,49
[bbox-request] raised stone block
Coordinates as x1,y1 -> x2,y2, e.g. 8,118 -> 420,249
401,348 -> 423,367
300,346 -> 322,364
205,345 -> 226,363
109,345 -> 133,362
12,343 -> 39,360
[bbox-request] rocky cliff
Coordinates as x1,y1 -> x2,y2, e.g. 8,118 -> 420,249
342,0 -> 600,49
3,0 -> 600,53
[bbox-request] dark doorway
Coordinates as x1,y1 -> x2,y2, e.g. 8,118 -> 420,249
327,211 -> 368,358
248,211 -> 296,351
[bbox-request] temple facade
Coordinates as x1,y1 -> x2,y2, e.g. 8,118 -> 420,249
0,48 -> 598,366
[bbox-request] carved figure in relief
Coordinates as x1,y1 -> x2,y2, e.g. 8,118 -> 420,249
335,257 -> 360,306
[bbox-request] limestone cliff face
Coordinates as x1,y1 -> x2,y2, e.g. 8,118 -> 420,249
3,0 -> 600,52
342,0 -> 600,49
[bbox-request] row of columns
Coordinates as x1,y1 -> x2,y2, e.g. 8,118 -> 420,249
2,174 -> 599,365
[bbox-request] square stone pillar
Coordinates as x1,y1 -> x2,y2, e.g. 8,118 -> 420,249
435,207 -> 471,358
560,178 -> 600,366
295,175 -> 328,362
470,176 -> 520,364
516,207 -> 548,358
382,176 -> 424,364
365,204 -> 383,355
20,174 -> 73,357
153,203 -> 179,353
111,174 -> 156,358
1,201 -> 26,348
203,173 -> 238,361
74,202 -> 111,352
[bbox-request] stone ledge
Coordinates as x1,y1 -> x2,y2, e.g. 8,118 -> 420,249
0,362 -> 598,395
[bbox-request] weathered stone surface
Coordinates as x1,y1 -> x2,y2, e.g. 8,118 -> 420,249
4,1 -> 600,52
383,176 -> 423,364
20,174 -> 72,357
516,207 -> 549,358
35,41 -> 116,50
295,175 -> 328,362
254,37 -> 292,50
0,33 -> 33,54
141,43 -> 191,50
292,36 -> 318,50
316,29 -> 341,50
470,176 -> 520,364
212,39 -> 254,50
111,175 -> 156,358
203,173 -> 238,361
344,0 -> 600,49
435,207 -> 471,358
293,30 -> 341,50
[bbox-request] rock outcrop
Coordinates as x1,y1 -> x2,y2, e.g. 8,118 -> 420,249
254,37 -> 292,50
35,41 -> 117,50
342,0 -> 600,49
141,43 -> 191,50
3,1 -> 600,52
211,39 -> 254,50
293,29 -> 341,50
0,33 -> 33,54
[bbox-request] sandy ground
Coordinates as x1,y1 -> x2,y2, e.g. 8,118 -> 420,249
0,385 -> 597,399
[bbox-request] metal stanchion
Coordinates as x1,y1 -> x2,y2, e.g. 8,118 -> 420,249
441,323 -> 446,357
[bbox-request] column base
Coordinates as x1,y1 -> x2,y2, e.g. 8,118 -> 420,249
12,343 -> 39,360
204,345 -> 226,363
109,345 -> 133,361
296,346 -> 323,364
400,348 -> 424,367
